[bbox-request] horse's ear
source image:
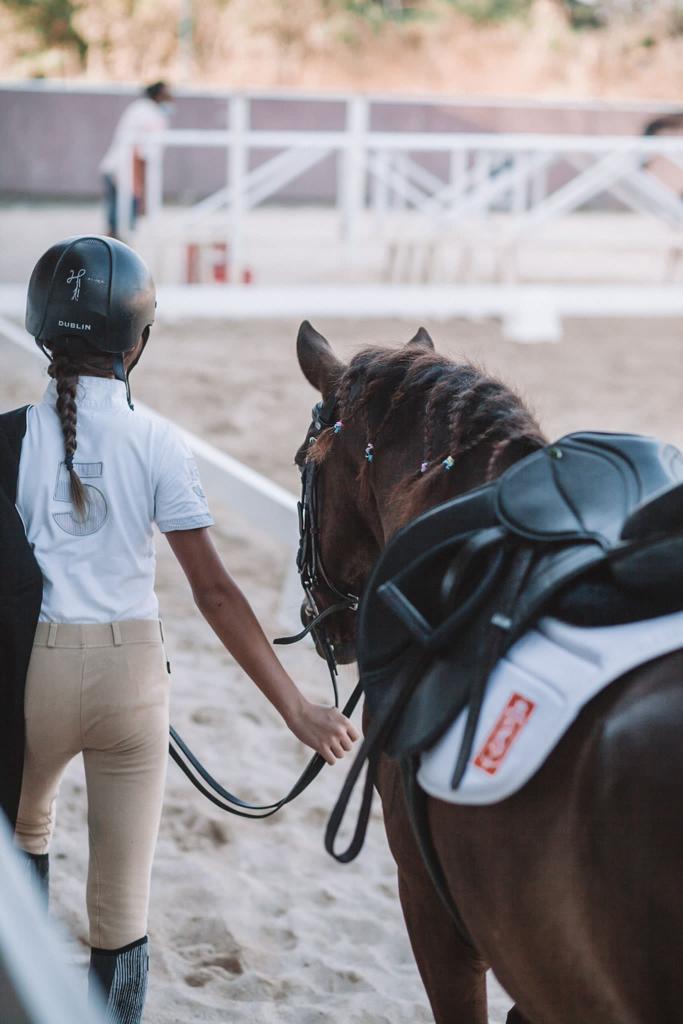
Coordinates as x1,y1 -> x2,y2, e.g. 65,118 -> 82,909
297,321 -> 344,397
406,326 -> 434,350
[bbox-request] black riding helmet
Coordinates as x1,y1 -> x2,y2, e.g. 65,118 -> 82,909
25,235 -> 156,409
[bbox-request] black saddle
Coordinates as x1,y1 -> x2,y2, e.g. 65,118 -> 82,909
359,431 -> 683,759
326,432 -> 683,870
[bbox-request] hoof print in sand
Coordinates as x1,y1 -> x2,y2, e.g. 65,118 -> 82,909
184,953 -> 245,988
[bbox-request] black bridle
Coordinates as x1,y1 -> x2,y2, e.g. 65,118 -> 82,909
169,396 -> 363,818
274,397 -> 360,703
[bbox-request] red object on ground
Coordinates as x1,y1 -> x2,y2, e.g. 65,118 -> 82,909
212,243 -> 228,283
185,243 -> 200,284
185,242 -> 253,284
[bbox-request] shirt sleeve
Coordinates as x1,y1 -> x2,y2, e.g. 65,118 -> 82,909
154,426 -> 214,533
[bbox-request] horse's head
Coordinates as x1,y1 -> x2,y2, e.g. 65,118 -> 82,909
294,321 -> 545,666
294,321 -> 435,664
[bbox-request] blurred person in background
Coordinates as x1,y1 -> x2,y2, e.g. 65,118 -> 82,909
642,111 -> 683,195
99,82 -> 174,239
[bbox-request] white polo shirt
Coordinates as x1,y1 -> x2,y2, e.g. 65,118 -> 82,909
99,97 -> 169,179
16,376 -> 214,624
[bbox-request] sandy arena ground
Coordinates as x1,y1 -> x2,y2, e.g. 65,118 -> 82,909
1,312 -> 682,1023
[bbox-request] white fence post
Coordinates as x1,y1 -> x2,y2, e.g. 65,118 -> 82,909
340,95 -> 369,242
531,160 -> 548,207
145,138 -> 163,223
510,152 -> 528,214
228,94 -> 249,285
371,149 -> 390,221
449,148 -> 468,204
116,136 -> 134,242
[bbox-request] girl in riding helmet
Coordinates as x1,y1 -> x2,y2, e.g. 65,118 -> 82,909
0,235 -> 358,1024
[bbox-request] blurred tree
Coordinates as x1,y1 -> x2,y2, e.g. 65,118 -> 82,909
346,0 -> 532,23
448,0 -> 532,23
560,0 -> 682,30
4,0 -> 88,63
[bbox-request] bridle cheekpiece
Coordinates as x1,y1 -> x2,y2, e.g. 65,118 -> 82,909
274,396 -> 359,706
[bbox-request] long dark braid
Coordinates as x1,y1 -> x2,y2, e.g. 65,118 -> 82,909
48,349 -> 88,520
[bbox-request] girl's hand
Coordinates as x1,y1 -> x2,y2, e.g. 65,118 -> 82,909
287,699 -> 360,765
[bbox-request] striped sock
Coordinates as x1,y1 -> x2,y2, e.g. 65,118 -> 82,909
89,936 -> 149,1024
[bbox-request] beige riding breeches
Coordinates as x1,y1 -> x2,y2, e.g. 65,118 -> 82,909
15,620 -> 170,949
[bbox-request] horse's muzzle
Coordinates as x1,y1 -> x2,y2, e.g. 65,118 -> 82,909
300,602 -> 356,666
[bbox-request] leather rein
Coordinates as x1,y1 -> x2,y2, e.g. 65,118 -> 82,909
169,396 -> 363,818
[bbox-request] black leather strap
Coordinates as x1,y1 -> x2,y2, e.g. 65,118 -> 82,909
273,601 -> 351,645
378,528 -> 505,654
169,681 -> 363,819
0,406 -> 29,501
450,544 -> 535,789
325,649 -> 428,861
401,758 -> 475,951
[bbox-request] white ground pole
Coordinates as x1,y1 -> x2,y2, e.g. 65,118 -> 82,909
0,812 -> 107,1024
4,282 -> 683,342
0,316 -> 303,628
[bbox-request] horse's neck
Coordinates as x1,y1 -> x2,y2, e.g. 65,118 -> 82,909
374,439 -> 527,541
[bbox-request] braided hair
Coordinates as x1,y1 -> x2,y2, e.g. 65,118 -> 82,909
47,349 -> 88,520
46,338 -> 118,521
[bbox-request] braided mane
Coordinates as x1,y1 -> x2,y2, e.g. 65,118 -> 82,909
308,345 -> 546,519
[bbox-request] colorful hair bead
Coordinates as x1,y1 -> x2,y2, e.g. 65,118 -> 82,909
442,455 -> 455,470
333,420 -> 344,434
420,461 -> 429,474
365,443 -> 374,463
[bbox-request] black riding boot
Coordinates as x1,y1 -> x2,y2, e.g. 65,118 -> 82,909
23,851 -> 49,908
89,936 -> 149,1024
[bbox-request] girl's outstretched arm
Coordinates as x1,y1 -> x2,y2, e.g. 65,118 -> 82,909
166,527 -> 359,764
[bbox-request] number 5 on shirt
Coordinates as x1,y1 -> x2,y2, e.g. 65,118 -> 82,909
53,461 -> 109,537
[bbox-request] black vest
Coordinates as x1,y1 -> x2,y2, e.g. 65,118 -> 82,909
0,408 -> 43,827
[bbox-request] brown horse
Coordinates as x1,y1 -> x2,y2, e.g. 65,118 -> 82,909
293,321 -> 683,1024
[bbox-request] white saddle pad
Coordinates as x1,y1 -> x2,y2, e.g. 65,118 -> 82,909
418,610 -> 683,806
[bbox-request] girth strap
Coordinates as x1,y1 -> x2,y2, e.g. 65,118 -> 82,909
401,758 -> 475,951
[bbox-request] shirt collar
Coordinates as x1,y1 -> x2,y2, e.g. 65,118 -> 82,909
42,376 -> 129,410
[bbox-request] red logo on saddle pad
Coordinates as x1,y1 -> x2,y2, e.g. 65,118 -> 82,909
474,693 -> 536,776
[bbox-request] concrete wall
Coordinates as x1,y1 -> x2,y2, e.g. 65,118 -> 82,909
0,81 -> 678,203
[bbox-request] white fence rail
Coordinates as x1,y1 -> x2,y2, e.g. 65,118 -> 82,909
116,94 -> 683,286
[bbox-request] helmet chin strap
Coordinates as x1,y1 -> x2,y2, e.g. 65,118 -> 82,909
117,332 -> 149,411
112,352 -> 134,411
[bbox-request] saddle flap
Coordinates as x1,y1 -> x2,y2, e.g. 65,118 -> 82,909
620,481 -> 683,541
611,534 -> 683,592
497,435 -> 645,546
384,654 -> 472,759
357,484 -> 497,672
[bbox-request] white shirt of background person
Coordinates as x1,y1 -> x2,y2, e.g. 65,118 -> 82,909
100,96 -> 170,181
